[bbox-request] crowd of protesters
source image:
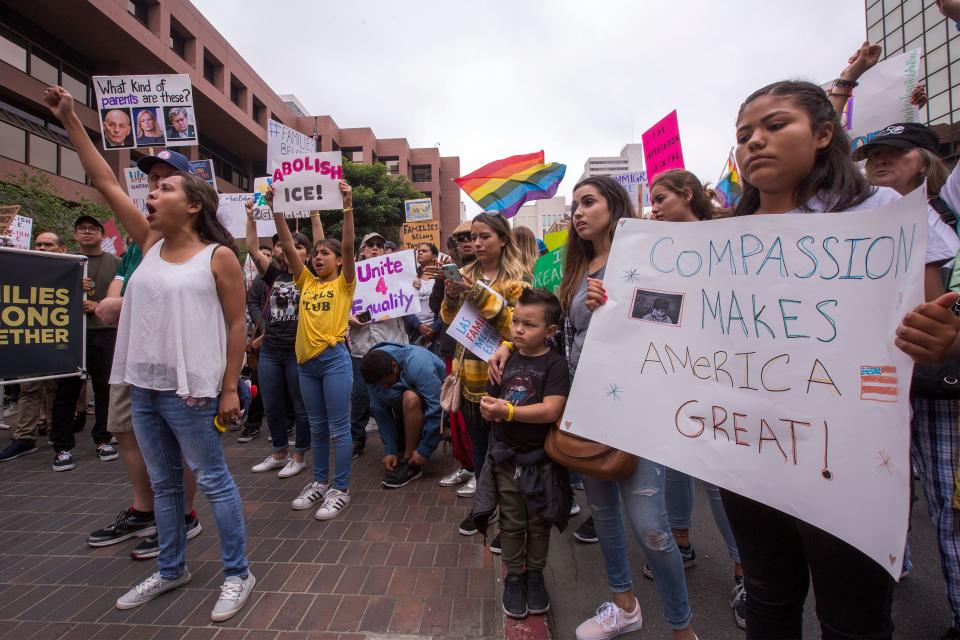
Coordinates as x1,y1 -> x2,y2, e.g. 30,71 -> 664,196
6,11 -> 960,637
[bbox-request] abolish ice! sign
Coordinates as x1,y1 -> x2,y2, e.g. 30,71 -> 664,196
562,188 -> 927,578
270,152 -> 344,215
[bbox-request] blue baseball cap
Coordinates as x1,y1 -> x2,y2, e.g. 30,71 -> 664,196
136,149 -> 192,174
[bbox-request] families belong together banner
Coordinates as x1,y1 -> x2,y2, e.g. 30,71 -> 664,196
562,188 -> 927,578
93,74 -> 197,150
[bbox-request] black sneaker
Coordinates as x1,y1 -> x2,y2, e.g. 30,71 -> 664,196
489,533 -> 502,555
573,516 -> 598,543
458,513 -> 479,536
87,508 -> 156,547
352,441 -> 365,459
382,460 -> 423,489
131,512 -> 203,560
237,424 -> 260,443
642,543 -> 697,579
52,450 -> 75,472
525,569 -> 550,614
731,575 -> 746,630
502,573 -> 527,619
97,443 -> 119,462
0,439 -> 37,462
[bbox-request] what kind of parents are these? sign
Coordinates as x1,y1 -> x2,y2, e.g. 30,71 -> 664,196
94,74 -> 197,150
562,188 -> 927,579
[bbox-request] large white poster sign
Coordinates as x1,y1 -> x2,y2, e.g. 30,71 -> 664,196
124,168 -> 150,215
562,188 -> 927,578
351,250 -> 420,321
217,193 -> 276,240
8,215 -> 32,249
842,49 -> 922,151
268,120 -> 314,218
93,74 -> 196,150
271,152 -> 344,215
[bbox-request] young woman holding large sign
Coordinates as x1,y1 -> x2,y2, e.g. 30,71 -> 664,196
43,86 -> 255,622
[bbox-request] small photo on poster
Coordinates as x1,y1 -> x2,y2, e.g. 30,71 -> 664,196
164,106 -> 197,141
629,288 -> 684,326
133,107 -> 166,147
100,107 -> 134,148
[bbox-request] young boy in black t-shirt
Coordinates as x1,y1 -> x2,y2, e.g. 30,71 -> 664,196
480,288 -> 571,619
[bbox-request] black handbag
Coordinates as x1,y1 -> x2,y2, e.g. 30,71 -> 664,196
911,363 -> 960,399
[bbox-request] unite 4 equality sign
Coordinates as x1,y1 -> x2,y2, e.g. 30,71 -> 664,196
562,188 -> 927,578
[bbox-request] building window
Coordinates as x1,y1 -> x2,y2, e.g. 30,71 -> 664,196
169,20 -> 190,60
230,76 -> 246,110
341,147 -> 363,163
252,97 -> 266,125
928,44 -> 949,74
28,133 -> 57,173
0,27 -> 27,72
60,146 -> 85,183
867,1 -> 882,27
127,0 -> 150,26
903,0 -> 921,20
904,14 -> 923,45
203,50 -> 222,87
885,27 -> 904,54
412,165 -> 432,182
29,48 -> 58,85
928,90 -> 950,121
0,121 -> 25,163
379,156 -> 400,175
61,66 -> 90,107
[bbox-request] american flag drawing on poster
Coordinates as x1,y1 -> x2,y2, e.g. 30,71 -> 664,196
860,366 -> 898,403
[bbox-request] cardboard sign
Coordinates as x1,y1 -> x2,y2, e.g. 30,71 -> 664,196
217,192 -> 276,240
610,171 -> 651,210
447,282 -> 504,361
843,49 -> 923,151
401,220 -> 441,251
93,74 -> 196,150
0,205 -> 22,235
404,198 -> 434,222
532,245 -> 565,294
100,219 -> 125,256
351,250 -> 421,321
124,168 -> 150,215
189,159 -> 216,186
642,110 -> 685,182
270,152 -> 344,214
562,188 -> 927,578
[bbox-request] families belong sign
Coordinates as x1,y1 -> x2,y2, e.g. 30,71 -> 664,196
843,49 -> 923,151
404,198 -> 434,222
93,74 -> 197,150
271,153 -> 344,215
352,250 -> 420,321
641,111 -> 685,182
562,188 -> 927,578
401,220 -> 441,251
267,120 -> 314,217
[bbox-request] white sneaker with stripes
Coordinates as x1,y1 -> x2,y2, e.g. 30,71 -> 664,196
315,488 -> 350,520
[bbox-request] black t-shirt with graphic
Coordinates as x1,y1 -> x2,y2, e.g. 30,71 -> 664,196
487,349 -> 570,452
262,263 -> 300,351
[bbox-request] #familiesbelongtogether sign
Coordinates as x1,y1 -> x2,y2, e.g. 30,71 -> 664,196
268,120 -> 315,217
352,250 -> 420,321
562,188 -> 927,578
270,152 -> 344,215
448,283 -> 503,361
841,48 -> 923,151
93,74 -> 196,150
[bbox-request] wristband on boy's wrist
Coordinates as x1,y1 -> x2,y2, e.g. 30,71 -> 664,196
506,402 -> 515,422
501,340 -> 514,352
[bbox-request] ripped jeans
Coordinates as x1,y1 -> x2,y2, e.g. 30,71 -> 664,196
584,458 -> 693,630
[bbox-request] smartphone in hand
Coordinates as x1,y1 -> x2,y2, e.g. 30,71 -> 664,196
442,263 -> 463,282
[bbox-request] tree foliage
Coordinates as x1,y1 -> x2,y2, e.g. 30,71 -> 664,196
0,171 -> 112,251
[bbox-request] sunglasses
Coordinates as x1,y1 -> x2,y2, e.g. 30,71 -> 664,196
454,234 -> 471,242
365,241 -> 384,248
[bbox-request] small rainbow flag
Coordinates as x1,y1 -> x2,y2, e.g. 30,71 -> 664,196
714,148 -> 742,209
455,151 -> 566,219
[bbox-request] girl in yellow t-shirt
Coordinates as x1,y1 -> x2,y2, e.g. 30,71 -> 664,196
269,182 -> 356,521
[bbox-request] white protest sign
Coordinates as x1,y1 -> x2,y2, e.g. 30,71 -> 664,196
268,120 -> 314,217
843,49 -> 923,151
217,193 -> 276,240
93,74 -> 196,150
448,297 -> 503,361
8,215 -> 32,249
562,188 -> 927,578
351,250 -> 420,321
124,168 -> 150,214
610,171 -> 650,209
270,152 -> 344,215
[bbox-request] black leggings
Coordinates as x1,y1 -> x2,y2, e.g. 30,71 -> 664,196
461,399 -> 491,476
721,489 -> 895,639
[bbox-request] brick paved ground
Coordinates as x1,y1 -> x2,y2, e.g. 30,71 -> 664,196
0,420 -> 502,640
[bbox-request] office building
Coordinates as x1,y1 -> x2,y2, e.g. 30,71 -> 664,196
512,196 -> 569,239
579,143 -> 644,182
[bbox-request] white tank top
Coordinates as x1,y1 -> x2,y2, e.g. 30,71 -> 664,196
110,240 -> 227,398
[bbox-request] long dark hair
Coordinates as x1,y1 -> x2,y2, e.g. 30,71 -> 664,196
174,171 -> 238,254
733,80 -> 874,216
558,175 -> 637,312
650,170 -> 717,221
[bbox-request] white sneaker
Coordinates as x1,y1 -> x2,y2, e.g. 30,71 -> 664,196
570,500 -> 582,516
278,458 -> 306,478
439,468 -> 474,487
456,475 -> 477,497
2,402 -> 17,418
115,570 -> 191,609
315,488 -> 350,520
210,571 -> 256,622
291,481 -> 329,510
575,599 -> 642,640
252,455 -> 287,473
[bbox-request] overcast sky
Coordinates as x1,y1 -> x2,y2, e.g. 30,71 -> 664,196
193,0 -> 868,214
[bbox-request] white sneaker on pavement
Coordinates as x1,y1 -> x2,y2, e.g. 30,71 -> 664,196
115,570 -> 191,610
291,481 -> 329,510
252,455 -> 287,473
278,458 -> 306,478
575,599 -> 643,640
211,571 -> 256,622
456,475 -> 477,497
315,488 -> 350,520
439,468 -> 474,487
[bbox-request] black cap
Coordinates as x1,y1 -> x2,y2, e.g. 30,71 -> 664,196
74,215 -> 104,232
852,123 -> 940,161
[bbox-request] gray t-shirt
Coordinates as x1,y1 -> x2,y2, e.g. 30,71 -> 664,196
568,265 -> 605,375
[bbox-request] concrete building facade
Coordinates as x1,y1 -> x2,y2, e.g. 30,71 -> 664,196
512,196 -> 569,239
579,143 -> 644,182
0,0 -> 461,237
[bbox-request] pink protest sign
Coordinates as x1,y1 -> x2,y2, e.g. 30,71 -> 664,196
641,110 -> 685,182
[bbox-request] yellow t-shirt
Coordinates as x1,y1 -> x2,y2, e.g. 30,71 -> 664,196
293,269 -> 356,364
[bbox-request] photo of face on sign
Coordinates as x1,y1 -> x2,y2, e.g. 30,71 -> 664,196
132,107 -> 165,147
100,107 -> 134,148
630,289 -> 683,326
164,106 -> 196,140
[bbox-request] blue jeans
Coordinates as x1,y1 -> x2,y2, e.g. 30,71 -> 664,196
665,467 -> 741,564
130,387 -> 249,580
298,343 -> 353,489
584,459 -> 693,630
259,345 -> 310,453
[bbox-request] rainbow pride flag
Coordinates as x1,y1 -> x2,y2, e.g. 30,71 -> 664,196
714,148 -> 742,209
455,151 -> 566,219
